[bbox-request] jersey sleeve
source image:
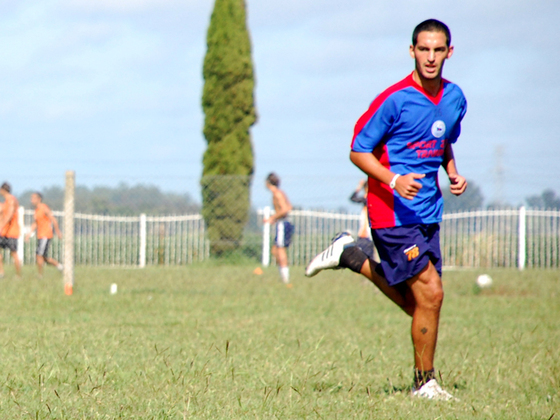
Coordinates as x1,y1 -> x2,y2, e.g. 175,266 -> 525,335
351,94 -> 399,153
448,93 -> 467,144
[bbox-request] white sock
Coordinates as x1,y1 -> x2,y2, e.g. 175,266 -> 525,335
279,267 -> 290,284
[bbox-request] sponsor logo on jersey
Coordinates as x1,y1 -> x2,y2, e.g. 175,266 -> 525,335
431,120 -> 446,138
404,244 -> 419,261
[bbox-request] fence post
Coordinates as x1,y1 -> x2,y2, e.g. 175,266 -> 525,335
139,213 -> 147,268
64,171 -> 75,295
17,206 -> 24,265
262,206 -> 271,267
518,206 -> 526,270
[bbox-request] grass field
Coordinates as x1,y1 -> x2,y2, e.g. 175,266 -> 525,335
0,265 -> 557,419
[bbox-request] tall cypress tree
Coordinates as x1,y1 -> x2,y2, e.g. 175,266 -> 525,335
201,0 -> 256,255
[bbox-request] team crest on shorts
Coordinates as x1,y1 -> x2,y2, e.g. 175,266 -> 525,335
404,245 -> 419,261
431,120 -> 446,138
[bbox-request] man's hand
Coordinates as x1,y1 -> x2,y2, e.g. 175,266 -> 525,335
448,173 -> 467,196
394,173 -> 425,200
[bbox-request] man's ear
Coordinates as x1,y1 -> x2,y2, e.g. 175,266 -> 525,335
446,45 -> 454,59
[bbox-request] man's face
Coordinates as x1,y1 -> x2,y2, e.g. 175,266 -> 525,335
31,194 -> 40,206
410,31 -> 453,81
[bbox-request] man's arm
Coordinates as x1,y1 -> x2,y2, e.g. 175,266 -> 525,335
25,222 -> 37,241
350,151 -> 425,200
47,208 -> 63,239
441,143 -> 467,196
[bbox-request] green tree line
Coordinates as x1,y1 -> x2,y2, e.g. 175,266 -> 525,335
18,184 -> 199,215
442,180 -> 560,211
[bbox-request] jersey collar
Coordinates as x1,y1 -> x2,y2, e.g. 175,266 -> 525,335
408,72 -> 445,105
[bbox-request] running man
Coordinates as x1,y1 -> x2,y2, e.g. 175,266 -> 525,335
0,182 -> 22,278
264,173 -> 294,284
306,19 -> 467,400
25,192 -> 63,277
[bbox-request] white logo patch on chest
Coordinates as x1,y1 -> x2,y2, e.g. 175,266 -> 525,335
431,120 -> 446,138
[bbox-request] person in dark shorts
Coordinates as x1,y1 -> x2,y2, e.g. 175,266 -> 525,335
0,182 -> 22,278
305,19 -> 468,400
264,173 -> 293,284
349,179 -> 378,261
25,192 -> 63,277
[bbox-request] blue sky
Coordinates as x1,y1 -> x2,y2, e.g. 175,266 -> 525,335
0,0 -> 558,210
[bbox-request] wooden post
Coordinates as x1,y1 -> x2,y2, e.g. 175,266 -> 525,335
139,213 -> 147,268
64,171 -> 75,295
518,206 -> 526,270
158,223 -> 165,265
17,206 -> 24,265
262,206 -> 271,267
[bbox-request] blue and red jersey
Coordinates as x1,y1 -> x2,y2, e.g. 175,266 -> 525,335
351,72 -> 467,229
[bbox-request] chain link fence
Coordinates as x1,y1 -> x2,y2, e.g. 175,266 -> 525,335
1,176 -> 559,270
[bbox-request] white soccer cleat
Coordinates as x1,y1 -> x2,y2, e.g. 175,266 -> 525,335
412,379 -> 458,401
305,232 -> 355,277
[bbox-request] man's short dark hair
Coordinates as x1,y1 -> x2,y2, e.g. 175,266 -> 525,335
266,173 -> 280,187
1,182 -> 11,193
34,192 -> 43,200
412,19 -> 451,47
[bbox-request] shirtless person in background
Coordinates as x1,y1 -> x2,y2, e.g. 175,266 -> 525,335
264,173 -> 294,284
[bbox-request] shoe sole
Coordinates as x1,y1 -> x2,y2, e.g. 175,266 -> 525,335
305,235 -> 355,277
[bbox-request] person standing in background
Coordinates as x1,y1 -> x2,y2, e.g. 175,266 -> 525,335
264,173 -> 294,284
349,179 -> 378,262
0,182 -> 22,278
25,192 -> 63,277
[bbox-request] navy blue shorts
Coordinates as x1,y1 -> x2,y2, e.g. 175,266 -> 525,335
356,237 -> 375,260
0,237 -> 18,253
372,223 -> 442,286
36,238 -> 51,257
274,220 -> 294,248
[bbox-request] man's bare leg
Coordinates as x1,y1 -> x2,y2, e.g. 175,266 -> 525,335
45,257 -> 61,267
11,251 -> 21,277
37,255 -> 45,277
45,257 -> 63,272
406,262 -> 443,372
359,259 -> 416,316
274,246 -> 290,283
306,234 -> 415,314
305,234 -> 452,396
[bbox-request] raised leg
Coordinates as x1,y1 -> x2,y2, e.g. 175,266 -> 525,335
359,259 -> 416,317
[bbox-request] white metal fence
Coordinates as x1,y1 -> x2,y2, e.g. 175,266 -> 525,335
260,207 -> 560,270
6,207 -> 560,269
19,209 -> 209,267
259,208 -> 362,267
